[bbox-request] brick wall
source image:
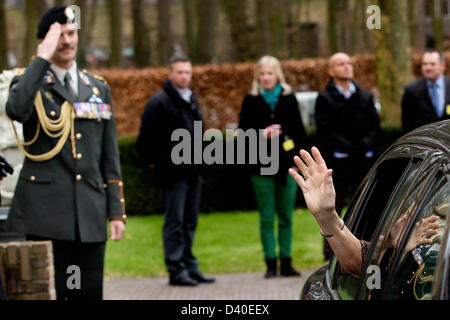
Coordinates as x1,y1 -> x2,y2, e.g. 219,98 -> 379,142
0,241 -> 56,300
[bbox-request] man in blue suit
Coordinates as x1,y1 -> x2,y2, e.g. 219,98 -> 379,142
402,50 -> 450,133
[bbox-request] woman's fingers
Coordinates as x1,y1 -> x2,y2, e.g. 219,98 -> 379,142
289,167 -> 306,190
311,146 -> 327,168
300,149 -> 317,169
293,155 -> 309,179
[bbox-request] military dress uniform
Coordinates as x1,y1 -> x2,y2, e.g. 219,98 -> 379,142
5,57 -> 126,299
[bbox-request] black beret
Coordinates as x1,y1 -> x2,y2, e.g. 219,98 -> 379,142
37,6 -> 73,39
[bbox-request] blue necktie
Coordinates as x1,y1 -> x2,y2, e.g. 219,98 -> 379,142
429,82 -> 440,117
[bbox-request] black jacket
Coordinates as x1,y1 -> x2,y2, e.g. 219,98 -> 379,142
239,91 -> 307,183
401,77 -> 450,133
137,79 -> 204,187
314,80 -> 380,162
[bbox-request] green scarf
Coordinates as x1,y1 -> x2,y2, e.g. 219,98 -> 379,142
261,84 -> 282,112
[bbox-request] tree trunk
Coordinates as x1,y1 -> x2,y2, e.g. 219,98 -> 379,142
23,0 -> 38,66
75,0 -> 88,68
132,0 -> 151,67
85,0 -> 98,49
222,0 -> 253,62
327,0 -> 338,54
183,0 -> 197,59
407,0 -> 416,48
194,0 -> 218,64
374,0 -> 412,126
0,0 -> 7,70
430,0 -> 444,51
157,0 -> 173,65
255,0 -> 271,56
33,0 -> 48,21
107,0 -> 122,67
270,0 -> 287,58
285,0 -> 296,58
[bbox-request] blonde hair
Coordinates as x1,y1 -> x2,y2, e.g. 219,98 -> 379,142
250,55 -> 292,96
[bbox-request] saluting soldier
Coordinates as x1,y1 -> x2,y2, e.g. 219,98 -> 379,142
5,6 -> 126,300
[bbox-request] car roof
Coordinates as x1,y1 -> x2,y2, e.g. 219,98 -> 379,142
390,120 -> 450,157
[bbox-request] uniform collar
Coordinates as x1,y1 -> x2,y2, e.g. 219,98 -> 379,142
50,62 -> 78,86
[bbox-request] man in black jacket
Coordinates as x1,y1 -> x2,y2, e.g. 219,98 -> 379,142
314,52 -> 380,260
401,50 -> 450,133
137,56 -> 214,286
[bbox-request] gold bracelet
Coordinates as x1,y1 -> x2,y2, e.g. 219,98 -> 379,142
320,218 -> 345,238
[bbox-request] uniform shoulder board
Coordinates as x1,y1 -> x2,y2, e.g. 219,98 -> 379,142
93,74 -> 108,84
15,68 -> 26,76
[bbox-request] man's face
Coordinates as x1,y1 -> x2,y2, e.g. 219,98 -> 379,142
421,52 -> 445,82
50,23 -> 78,66
328,53 -> 354,81
169,62 -> 192,89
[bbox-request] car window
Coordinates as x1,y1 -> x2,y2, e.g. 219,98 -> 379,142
331,156 -> 416,298
356,160 -> 424,299
382,174 -> 449,300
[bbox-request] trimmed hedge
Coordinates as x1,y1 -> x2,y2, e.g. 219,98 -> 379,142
119,126 -> 404,216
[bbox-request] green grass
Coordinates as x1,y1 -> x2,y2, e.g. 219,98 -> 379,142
105,209 -> 325,279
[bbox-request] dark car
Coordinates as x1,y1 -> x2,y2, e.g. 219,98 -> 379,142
301,120 -> 450,300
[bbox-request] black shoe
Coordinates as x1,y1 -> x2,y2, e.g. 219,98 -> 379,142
169,275 -> 198,286
264,258 -> 277,279
280,257 -> 301,277
189,271 -> 215,283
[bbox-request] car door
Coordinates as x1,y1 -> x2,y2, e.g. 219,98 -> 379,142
358,158 -> 449,299
327,152 -> 420,299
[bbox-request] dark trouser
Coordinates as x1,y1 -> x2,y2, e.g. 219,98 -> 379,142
26,234 -> 105,300
0,272 -> 6,300
323,156 -> 372,259
162,175 -> 202,279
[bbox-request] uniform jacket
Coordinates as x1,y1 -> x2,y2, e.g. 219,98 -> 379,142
401,77 -> 450,133
137,79 -> 204,187
314,80 -> 380,163
239,91 -> 307,183
5,57 -> 125,243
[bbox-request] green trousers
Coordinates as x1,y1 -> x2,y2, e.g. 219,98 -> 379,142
251,174 -> 298,260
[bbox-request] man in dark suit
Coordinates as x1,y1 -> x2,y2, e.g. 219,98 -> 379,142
137,55 -> 214,286
5,6 -> 126,300
314,52 -> 380,260
402,50 -> 450,133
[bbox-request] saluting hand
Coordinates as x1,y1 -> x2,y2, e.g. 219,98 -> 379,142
37,22 -> 62,61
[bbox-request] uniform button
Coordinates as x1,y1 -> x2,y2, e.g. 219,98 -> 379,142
76,174 -> 82,182
30,176 -> 36,181
77,153 -> 83,160
50,111 -> 56,117
120,198 -> 125,203
97,118 -> 102,122
76,133 -> 82,140
104,184 -> 107,188
118,182 -> 123,187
